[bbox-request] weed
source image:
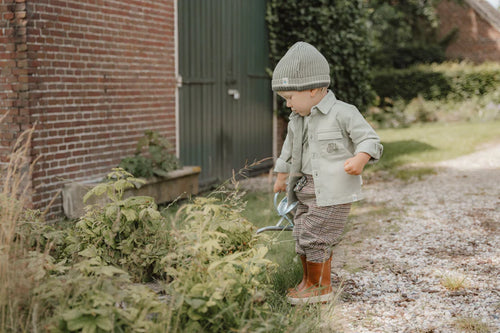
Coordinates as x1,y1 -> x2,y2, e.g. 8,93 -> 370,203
453,317 -> 491,333
0,125 -> 44,332
69,168 -> 171,282
441,272 -> 468,291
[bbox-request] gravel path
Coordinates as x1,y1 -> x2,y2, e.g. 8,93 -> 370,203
333,143 -> 500,333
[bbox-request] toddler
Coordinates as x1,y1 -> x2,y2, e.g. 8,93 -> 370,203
272,42 -> 383,304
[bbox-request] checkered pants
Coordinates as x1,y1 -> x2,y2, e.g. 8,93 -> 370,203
293,175 -> 351,263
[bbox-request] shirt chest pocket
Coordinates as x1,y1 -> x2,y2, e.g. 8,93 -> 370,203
317,130 -> 349,157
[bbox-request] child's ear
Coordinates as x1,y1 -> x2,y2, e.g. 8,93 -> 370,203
310,88 -> 319,97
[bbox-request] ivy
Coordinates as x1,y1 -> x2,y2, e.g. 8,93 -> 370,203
266,0 -> 375,114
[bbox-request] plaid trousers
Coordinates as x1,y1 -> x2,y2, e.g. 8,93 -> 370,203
293,175 -> 351,263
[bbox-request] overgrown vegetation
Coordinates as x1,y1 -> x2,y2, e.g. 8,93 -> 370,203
119,130 -> 181,178
1,123 -> 331,332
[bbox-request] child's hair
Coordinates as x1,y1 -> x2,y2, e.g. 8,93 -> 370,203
272,41 -> 330,92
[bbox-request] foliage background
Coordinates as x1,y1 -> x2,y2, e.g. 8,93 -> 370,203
266,0 -> 374,114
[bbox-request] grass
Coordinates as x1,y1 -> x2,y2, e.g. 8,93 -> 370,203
440,272 -> 468,291
453,317 -> 491,333
366,121 -> 500,177
240,191 -> 301,293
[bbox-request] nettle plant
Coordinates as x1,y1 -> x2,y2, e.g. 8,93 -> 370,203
68,168 -> 171,282
37,256 -> 167,332
119,130 -> 182,178
162,194 -> 277,332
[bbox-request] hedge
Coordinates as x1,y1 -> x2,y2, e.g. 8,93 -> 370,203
372,62 -> 500,102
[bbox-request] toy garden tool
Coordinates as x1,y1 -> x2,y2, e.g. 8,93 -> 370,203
256,192 -> 297,234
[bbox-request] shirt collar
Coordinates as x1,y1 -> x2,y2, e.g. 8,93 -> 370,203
312,90 -> 337,115
288,90 -> 337,119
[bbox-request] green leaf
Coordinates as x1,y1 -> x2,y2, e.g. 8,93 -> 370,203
95,315 -> 113,331
64,313 -> 97,332
62,308 -> 84,322
97,265 -> 127,277
79,247 -> 98,258
185,297 -> 206,310
83,184 -> 108,203
121,208 -> 137,222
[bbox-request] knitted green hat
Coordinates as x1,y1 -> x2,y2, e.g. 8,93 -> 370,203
272,41 -> 330,92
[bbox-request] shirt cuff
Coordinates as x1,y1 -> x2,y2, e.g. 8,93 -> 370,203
355,142 -> 383,162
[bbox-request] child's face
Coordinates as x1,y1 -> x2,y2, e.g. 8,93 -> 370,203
277,89 -> 323,117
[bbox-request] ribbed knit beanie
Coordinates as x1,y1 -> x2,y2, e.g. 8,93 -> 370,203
272,41 -> 330,92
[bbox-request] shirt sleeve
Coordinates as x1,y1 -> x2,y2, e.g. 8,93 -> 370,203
274,121 -> 293,173
342,105 -> 383,162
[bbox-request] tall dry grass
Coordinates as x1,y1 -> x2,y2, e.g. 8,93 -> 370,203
0,117 -> 43,332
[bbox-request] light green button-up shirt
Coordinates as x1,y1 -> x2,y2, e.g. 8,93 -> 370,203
274,91 -> 383,206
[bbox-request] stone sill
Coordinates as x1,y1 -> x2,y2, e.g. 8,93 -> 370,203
62,166 -> 201,219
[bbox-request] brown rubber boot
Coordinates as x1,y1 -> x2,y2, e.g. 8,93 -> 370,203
287,255 -> 307,293
286,257 -> 333,305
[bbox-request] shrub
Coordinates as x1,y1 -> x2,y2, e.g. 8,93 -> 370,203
374,43 -> 446,69
162,193 -> 277,332
372,62 -> 500,102
68,168 -> 172,282
36,258 -> 167,332
119,130 -> 181,178
267,0 -> 374,114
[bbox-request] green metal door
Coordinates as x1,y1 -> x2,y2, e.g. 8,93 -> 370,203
178,0 -> 272,186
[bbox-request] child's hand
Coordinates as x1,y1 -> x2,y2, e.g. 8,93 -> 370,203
344,152 -> 371,175
273,173 -> 288,193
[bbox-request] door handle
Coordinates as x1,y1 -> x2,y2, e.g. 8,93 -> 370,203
228,89 -> 240,100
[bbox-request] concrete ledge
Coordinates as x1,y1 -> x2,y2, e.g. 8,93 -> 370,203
62,166 -> 201,219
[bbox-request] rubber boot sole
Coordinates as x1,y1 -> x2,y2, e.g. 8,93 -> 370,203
286,291 -> 334,305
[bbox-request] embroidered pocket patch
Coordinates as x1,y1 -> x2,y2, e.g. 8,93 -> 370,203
326,143 -> 336,153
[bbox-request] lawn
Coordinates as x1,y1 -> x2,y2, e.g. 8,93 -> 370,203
369,120 -> 500,174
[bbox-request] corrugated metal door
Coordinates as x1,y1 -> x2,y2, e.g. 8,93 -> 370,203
178,0 -> 272,186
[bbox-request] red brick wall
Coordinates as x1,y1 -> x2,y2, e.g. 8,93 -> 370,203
437,1 -> 500,62
2,0 -> 177,218
1,0 -> 30,165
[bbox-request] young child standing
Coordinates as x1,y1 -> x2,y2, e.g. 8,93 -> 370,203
272,42 -> 383,304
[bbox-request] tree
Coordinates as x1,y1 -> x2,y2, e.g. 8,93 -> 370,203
367,0 -> 460,68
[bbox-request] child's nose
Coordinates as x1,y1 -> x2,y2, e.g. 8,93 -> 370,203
286,100 -> 292,108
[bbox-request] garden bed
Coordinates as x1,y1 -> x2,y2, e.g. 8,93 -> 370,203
62,166 -> 201,219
